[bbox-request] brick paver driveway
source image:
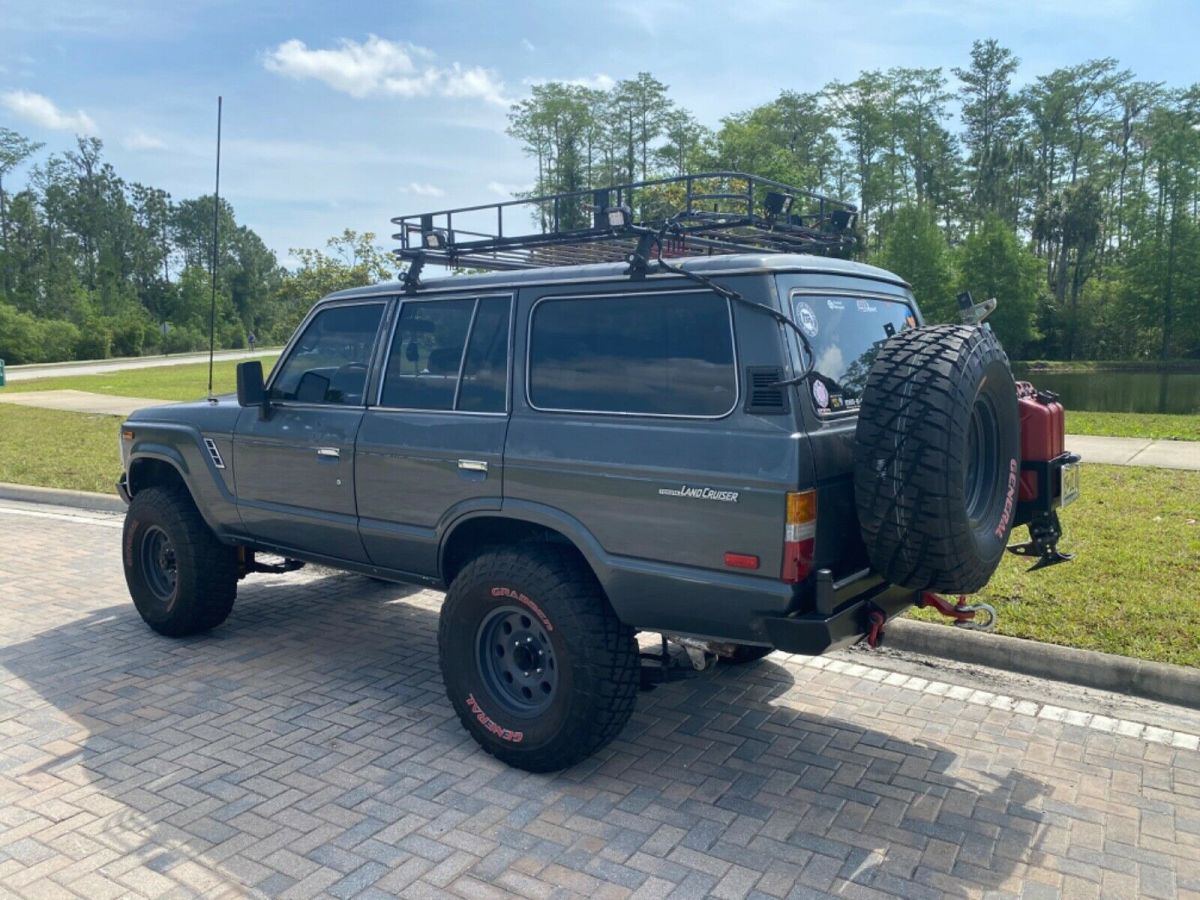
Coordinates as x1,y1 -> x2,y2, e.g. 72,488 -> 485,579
1,501 -> 1198,899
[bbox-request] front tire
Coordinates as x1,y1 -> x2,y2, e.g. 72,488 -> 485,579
438,547 -> 639,772
122,486 -> 238,636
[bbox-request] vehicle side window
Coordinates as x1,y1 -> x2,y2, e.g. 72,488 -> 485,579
381,299 -> 475,410
381,297 -> 512,412
528,292 -> 736,416
458,298 -> 511,413
269,303 -> 384,405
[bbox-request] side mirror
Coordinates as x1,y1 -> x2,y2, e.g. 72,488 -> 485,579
236,360 -> 266,408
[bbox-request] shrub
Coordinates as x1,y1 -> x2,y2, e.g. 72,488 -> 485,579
75,321 -> 113,361
37,320 -> 82,363
110,315 -> 147,357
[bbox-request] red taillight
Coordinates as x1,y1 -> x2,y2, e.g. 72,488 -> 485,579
724,552 -> 760,570
782,490 -> 816,583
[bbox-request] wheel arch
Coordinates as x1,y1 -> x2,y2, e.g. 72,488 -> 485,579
439,504 -> 612,591
127,454 -> 190,498
126,452 -> 225,535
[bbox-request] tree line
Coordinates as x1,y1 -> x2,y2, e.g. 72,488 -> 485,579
0,131 -> 395,364
507,42 -> 1200,361
2,39 -> 1197,365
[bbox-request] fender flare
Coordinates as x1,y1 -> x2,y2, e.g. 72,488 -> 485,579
437,499 -> 616,591
127,428 -> 237,534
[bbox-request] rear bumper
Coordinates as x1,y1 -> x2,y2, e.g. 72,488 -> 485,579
760,581 -> 919,655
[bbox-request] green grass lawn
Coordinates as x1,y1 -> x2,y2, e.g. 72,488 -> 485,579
1066,410 -> 1200,441
0,406 -> 121,494
2,354 -> 279,402
910,463 -> 1200,667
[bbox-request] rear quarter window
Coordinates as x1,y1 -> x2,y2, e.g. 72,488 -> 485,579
528,291 -> 737,417
791,293 -> 916,415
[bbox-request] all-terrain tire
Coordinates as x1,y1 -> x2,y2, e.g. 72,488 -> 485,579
438,547 -> 639,772
122,486 -> 238,636
854,324 -> 1020,593
722,644 -> 773,665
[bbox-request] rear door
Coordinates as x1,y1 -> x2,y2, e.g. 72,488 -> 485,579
355,294 -> 512,576
777,275 -> 920,579
234,300 -> 388,562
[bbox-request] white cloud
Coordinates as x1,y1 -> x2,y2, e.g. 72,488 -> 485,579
521,38 -> 536,53
1,90 -> 97,134
523,73 -> 616,91
263,35 -> 508,106
401,182 -> 445,198
123,130 -> 167,151
487,181 -> 530,198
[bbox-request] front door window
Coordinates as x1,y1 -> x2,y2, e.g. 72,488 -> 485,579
270,303 -> 385,406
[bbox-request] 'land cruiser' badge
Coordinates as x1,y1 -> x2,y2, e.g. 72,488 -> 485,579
658,485 -> 740,503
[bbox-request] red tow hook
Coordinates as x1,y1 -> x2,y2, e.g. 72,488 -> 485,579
865,609 -> 887,648
918,592 -> 997,631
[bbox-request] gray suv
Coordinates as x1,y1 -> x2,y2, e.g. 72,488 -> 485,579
117,175 -> 1076,771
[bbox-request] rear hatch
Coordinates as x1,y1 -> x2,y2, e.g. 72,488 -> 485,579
776,275 -> 921,583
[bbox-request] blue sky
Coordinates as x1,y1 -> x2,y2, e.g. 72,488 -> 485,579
3,0 -> 1198,268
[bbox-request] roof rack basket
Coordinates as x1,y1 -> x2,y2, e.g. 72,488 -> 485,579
392,172 -> 858,273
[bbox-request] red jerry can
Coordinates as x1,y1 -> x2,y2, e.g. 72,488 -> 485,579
1015,382 -> 1065,502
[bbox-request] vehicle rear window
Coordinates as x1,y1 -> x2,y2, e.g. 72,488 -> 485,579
528,292 -> 736,416
789,292 -> 916,414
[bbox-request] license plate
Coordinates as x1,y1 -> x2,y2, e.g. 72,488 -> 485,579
1060,462 -> 1080,507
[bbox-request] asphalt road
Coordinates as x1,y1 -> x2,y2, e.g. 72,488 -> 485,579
3,349 -> 276,383
2,499 -> 1199,899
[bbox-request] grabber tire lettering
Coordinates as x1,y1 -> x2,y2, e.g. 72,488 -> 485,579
438,547 -> 638,773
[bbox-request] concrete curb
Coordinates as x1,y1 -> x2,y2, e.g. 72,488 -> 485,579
0,482 -> 125,513
885,618 -> 1200,711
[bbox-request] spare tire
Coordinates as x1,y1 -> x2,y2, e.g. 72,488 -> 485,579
853,324 -> 1020,593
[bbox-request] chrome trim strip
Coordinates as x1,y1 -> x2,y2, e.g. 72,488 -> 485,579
524,288 -> 740,421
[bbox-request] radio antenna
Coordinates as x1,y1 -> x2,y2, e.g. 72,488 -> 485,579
207,96 -> 222,399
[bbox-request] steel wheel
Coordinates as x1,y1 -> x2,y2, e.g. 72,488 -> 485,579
476,605 -> 559,717
139,524 -> 178,607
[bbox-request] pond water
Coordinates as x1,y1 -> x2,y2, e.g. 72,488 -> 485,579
1012,367 -> 1200,415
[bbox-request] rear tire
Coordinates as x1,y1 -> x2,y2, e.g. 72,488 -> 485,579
123,486 -> 238,636
438,547 -> 639,772
854,324 -> 1020,593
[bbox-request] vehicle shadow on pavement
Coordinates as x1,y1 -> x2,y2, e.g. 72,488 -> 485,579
0,570 -> 1048,898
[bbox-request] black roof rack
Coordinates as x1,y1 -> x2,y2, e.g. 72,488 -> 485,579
392,172 -> 858,276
